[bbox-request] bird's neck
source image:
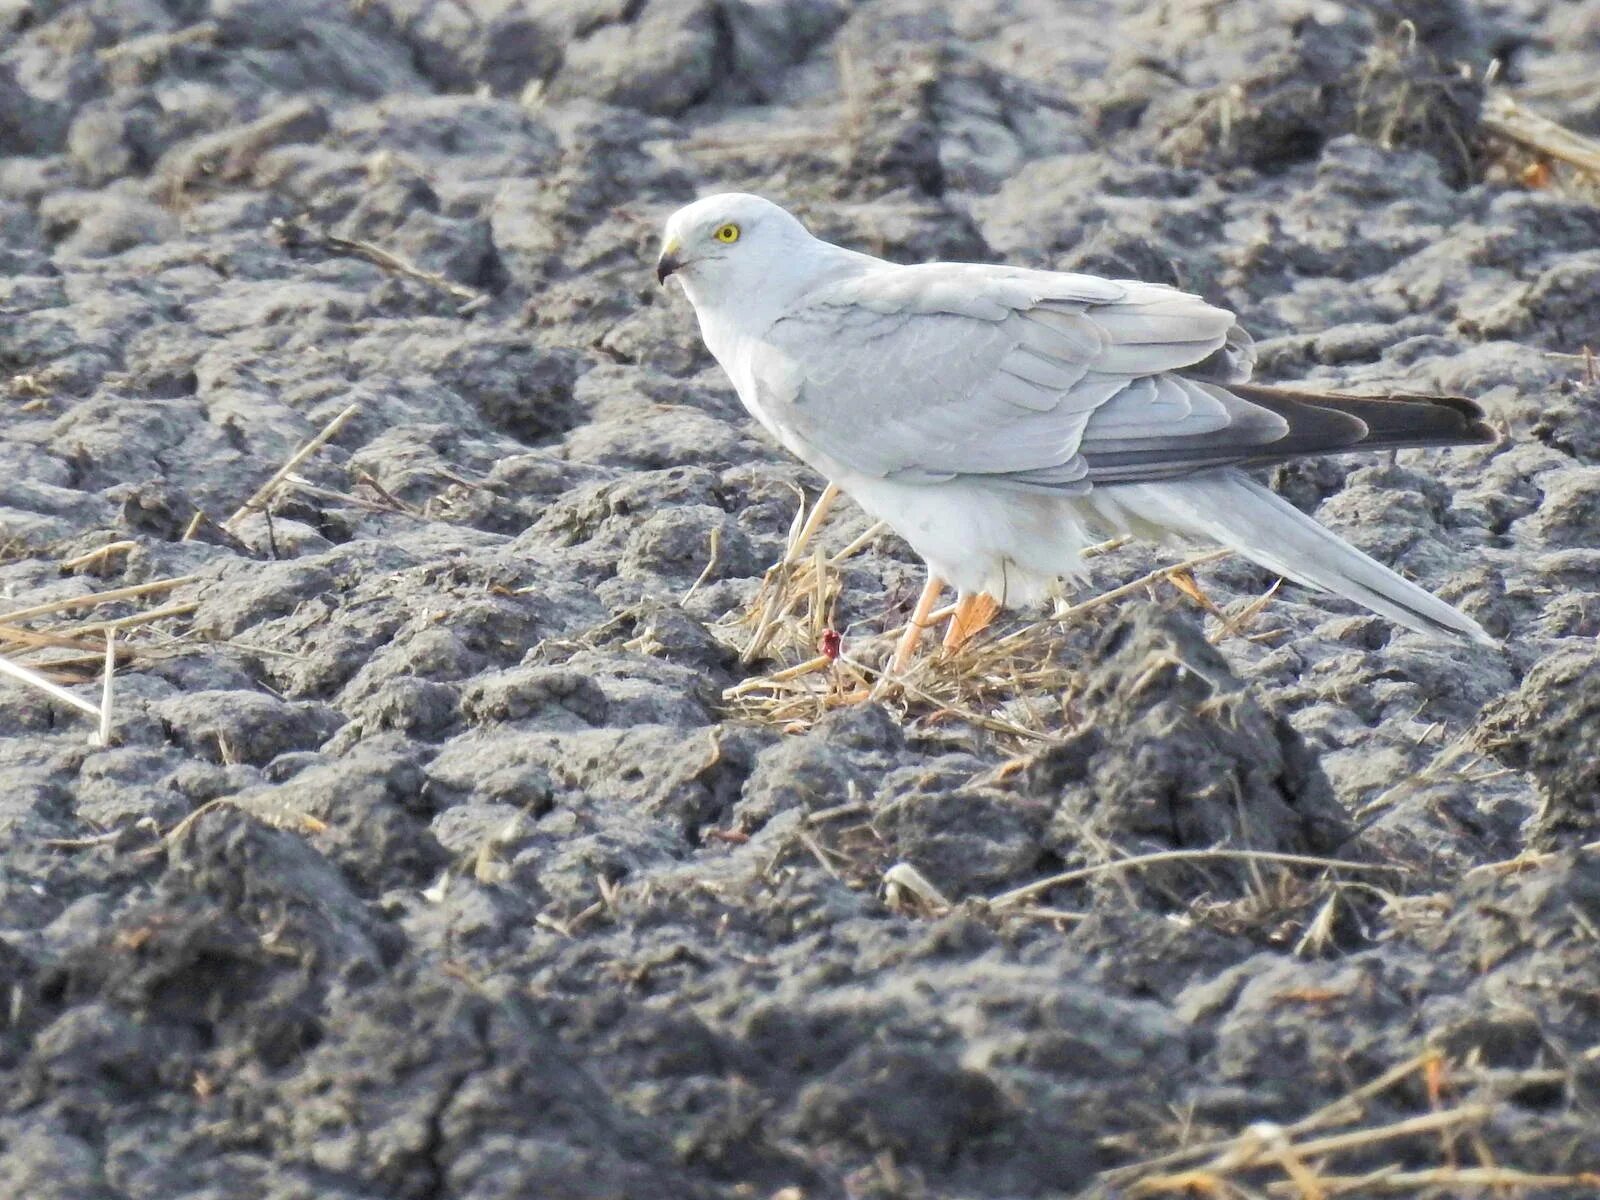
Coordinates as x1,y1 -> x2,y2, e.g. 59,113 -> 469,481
682,240 -> 878,334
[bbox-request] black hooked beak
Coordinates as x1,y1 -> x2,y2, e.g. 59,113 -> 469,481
655,239 -> 684,285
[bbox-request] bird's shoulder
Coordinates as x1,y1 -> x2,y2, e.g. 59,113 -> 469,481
764,257 -> 1250,387
789,259 -> 1208,325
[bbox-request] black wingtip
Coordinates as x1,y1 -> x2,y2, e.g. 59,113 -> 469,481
1232,385 -> 1499,455
1375,391 -> 1498,445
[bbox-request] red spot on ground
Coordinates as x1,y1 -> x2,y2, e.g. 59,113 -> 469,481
820,629 -> 841,660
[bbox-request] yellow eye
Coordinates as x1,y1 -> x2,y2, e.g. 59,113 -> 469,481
713,223 -> 740,244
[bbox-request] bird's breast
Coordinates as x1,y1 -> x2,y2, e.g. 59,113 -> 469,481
696,312 -> 797,448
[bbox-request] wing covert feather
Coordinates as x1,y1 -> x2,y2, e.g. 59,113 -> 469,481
750,262 -> 1274,491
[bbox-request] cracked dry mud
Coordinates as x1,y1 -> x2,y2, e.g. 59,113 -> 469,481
2,1 -> 1600,1197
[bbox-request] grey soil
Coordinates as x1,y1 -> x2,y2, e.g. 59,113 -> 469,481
2,1 -> 1599,1196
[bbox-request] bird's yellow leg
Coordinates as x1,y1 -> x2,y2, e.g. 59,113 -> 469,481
783,482 -> 841,564
889,574 -> 945,674
942,591 -> 1000,652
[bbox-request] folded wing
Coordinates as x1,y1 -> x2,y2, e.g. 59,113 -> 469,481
753,262 -> 1490,493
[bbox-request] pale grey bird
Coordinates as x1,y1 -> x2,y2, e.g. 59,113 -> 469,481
655,193 -> 1496,668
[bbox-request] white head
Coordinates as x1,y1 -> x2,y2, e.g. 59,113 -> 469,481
655,193 -> 818,312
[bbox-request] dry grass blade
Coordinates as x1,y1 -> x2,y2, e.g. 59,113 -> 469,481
280,474 -> 418,518
1109,1045 -> 1598,1200
722,657 -> 876,731
272,218 -> 485,305
786,482 -> 840,565
54,600 -> 200,636
351,467 -> 430,515
1126,1107 -> 1495,1197
1045,549 -> 1232,627
4,543 -> 199,717
223,401 -> 361,531
1280,1104 -> 1492,1159
233,794 -> 329,836
1288,1053 -> 1441,1136
737,500 -> 809,664
989,849 -> 1399,910
1263,1142 -> 1326,1200
5,593 -> 195,690
1292,889 -> 1343,958
96,21 -> 218,62
0,622 -> 105,654
0,652 -> 102,717
96,629 -> 115,747
1355,733 -> 1484,822
60,540 -> 137,572
1102,1053 -> 1441,1184
15,653 -> 128,680
41,829 -> 127,850
165,794 -> 328,845
1481,88 -> 1600,178
731,486 -> 853,666
1211,578 -> 1283,646
724,654 -> 833,695
826,519 -> 887,566
866,642 -> 1074,744
1464,838 -> 1600,881
682,526 -> 722,603
1081,535 -> 1131,560
0,575 -> 198,626
883,861 -> 952,914
1268,1167 -> 1600,1195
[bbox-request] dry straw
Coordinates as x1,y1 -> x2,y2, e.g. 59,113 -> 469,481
0,575 -> 188,745
716,486 -> 1278,746
1101,1050 -> 1599,1198
2,397 -> 364,739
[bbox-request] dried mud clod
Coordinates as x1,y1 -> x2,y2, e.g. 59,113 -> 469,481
1478,644 -> 1600,848
1014,606 -> 1352,908
1141,9 -> 1483,183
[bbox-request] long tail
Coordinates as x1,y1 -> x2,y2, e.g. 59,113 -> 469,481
1110,470 -> 1495,645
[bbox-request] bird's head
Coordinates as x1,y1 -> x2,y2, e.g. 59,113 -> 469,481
655,193 -> 814,307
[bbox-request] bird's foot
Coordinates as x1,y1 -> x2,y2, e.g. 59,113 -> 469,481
942,591 -> 1000,652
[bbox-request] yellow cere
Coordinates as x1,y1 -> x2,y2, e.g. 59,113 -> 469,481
714,223 -> 740,243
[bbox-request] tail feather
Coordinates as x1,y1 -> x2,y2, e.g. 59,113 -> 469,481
1111,471 -> 1495,645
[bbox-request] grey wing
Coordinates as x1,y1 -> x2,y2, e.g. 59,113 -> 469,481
754,262 -> 1282,493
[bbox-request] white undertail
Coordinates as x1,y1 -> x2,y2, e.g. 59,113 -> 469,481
1108,471 -> 1495,645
